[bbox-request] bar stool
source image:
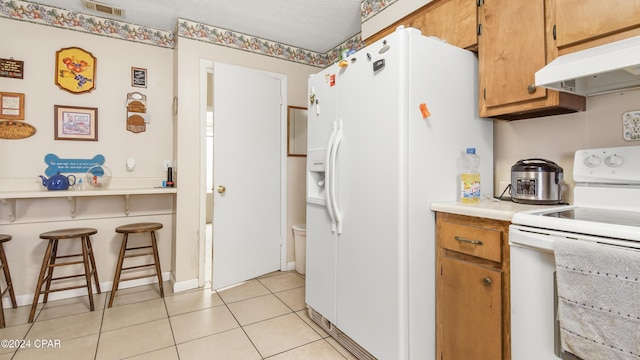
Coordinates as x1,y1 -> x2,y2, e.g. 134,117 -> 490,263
0,235 -> 17,328
108,222 -> 164,308
29,228 -> 100,323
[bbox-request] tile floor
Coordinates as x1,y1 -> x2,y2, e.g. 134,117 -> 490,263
0,271 -> 357,359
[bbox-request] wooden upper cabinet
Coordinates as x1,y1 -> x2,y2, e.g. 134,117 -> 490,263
478,0 -> 585,120
479,0 -> 547,109
365,0 -> 478,51
555,0 -> 640,54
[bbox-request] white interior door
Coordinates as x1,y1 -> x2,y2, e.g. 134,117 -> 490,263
212,62 -> 284,290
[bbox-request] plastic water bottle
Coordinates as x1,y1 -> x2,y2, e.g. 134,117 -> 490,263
459,148 -> 481,204
75,178 -> 84,191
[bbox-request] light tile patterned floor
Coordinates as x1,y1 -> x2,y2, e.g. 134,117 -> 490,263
0,271 -> 357,360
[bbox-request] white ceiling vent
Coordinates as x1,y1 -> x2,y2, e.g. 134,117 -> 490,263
80,0 -> 125,17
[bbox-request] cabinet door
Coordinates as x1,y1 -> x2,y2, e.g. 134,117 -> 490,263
478,0 -> 585,119
556,0 -> 640,52
438,256 -> 502,360
365,0 -> 478,50
409,0 -> 478,50
479,0 -> 547,110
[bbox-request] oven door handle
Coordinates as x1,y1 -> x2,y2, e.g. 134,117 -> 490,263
509,226 -> 557,251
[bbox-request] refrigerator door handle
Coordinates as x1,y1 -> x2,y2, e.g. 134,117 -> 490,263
325,121 -> 338,232
330,119 -> 343,234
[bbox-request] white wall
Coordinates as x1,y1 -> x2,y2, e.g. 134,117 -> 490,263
172,36 -> 318,286
0,18 -> 175,303
494,88 -> 640,203
0,19 -> 174,182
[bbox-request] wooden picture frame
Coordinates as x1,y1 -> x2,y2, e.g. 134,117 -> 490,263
54,105 -> 98,141
0,92 -> 25,120
131,67 -> 147,88
55,47 -> 96,94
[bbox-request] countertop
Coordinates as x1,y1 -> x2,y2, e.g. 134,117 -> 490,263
431,198 -> 553,222
0,187 -> 177,199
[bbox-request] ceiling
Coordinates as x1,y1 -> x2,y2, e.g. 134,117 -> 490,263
29,0 -> 363,53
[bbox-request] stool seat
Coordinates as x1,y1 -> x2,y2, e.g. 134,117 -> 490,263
0,234 -> 17,328
116,222 -> 163,234
40,228 -> 98,239
29,228 -> 100,323
109,222 -> 164,308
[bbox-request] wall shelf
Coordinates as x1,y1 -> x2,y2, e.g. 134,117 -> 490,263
0,187 -> 177,222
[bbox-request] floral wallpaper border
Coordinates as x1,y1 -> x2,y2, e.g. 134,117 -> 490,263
1,0 -> 367,67
361,0 -> 399,23
0,0 -> 175,48
178,19 -> 364,68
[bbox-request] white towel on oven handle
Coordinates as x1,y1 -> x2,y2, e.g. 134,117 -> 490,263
554,237 -> 640,360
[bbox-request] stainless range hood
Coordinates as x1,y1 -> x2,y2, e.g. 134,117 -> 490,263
535,35 -> 640,96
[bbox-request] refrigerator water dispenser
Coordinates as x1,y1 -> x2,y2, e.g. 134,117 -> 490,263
307,149 -> 326,205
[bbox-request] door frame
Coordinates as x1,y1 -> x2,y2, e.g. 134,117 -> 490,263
198,59 -> 288,287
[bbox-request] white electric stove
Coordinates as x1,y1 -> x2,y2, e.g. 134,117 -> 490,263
509,145 -> 640,360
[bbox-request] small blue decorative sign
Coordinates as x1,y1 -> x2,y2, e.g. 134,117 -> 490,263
44,153 -> 105,176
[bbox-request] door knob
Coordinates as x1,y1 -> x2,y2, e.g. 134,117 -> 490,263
216,185 -> 226,194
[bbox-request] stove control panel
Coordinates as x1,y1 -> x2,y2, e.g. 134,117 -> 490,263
574,145 -> 640,184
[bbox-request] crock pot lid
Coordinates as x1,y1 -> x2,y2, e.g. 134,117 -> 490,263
511,158 -> 564,172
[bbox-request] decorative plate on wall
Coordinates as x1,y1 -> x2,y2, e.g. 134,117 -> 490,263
55,47 -> 96,94
0,120 -> 36,139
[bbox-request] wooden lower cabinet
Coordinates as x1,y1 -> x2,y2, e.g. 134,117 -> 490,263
435,212 -> 511,360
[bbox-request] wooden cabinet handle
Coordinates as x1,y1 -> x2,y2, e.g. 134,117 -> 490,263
454,236 -> 483,245
483,277 -> 492,286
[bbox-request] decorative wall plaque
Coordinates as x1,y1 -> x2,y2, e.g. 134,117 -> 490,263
131,67 -> 147,88
0,120 -> 36,139
0,58 -> 24,79
55,47 -> 96,94
126,92 -> 148,133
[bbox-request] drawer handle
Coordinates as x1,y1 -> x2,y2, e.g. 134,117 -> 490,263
454,236 -> 483,246
483,277 -> 492,286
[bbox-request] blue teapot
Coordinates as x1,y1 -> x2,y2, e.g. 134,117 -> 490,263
39,172 -> 76,191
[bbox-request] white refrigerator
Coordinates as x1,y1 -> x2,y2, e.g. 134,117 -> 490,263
305,27 -> 493,360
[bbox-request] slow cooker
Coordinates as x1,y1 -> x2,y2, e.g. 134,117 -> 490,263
511,158 -> 563,204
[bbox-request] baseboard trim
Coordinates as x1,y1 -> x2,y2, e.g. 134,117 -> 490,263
5,271 -> 172,308
170,273 -> 199,293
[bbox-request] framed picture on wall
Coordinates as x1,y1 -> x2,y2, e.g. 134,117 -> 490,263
0,92 -> 25,120
54,105 -> 98,141
131,67 -> 147,88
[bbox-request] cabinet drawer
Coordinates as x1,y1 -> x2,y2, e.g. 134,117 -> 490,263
439,221 -> 502,262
